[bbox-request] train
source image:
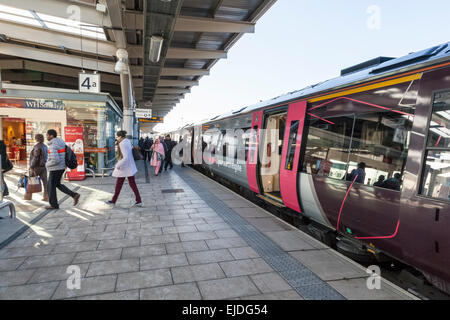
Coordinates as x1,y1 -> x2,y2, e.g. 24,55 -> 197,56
167,42 -> 450,294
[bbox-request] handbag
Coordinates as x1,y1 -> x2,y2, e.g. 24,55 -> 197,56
26,176 -> 42,194
132,148 -> 144,161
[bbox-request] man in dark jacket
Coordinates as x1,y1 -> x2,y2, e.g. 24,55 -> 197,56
159,136 -> 167,174
45,129 -> 80,210
143,137 -> 153,162
164,135 -> 176,171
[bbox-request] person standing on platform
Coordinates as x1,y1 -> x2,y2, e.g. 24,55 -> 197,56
0,140 -> 11,197
105,130 -> 142,207
25,134 -> 48,201
143,137 -> 153,162
150,138 -> 165,176
164,135 -> 176,171
45,129 -> 80,210
159,136 -> 167,174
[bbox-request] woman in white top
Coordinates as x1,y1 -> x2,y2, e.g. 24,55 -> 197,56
105,130 -> 142,207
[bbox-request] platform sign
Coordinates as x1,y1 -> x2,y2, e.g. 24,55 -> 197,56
139,117 -> 163,123
135,108 -> 152,119
64,126 -> 86,181
79,73 -> 101,93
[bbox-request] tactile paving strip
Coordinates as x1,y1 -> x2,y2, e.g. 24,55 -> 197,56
175,168 -> 345,300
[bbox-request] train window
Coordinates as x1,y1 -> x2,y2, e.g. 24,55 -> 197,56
249,126 -> 258,164
302,115 -> 355,179
420,91 -> 450,200
346,112 -> 413,188
285,121 -> 299,170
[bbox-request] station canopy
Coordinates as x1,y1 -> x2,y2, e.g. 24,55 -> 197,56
0,0 -> 276,120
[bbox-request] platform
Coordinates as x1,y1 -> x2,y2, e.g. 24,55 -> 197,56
0,166 -> 416,300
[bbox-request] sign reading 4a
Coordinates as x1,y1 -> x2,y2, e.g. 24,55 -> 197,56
79,73 -> 101,93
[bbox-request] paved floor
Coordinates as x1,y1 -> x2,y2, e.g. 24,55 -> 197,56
0,166 -> 416,300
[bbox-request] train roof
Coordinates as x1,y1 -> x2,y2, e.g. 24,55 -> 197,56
185,42 -> 450,128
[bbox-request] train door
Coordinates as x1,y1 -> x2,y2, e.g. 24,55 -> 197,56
246,111 -> 263,193
259,109 -> 288,203
279,101 -> 308,212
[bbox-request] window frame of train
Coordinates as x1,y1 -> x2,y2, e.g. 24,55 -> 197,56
301,110 -> 414,189
419,89 -> 450,201
285,120 -> 300,170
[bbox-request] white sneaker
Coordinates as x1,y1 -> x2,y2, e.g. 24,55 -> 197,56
104,200 -> 115,206
132,202 -> 143,208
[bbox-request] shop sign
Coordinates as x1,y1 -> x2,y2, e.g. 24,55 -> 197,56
135,108 -> 152,119
64,126 -> 86,181
79,73 -> 101,93
24,99 -> 65,110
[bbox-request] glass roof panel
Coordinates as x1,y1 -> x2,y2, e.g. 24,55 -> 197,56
0,4 -> 106,40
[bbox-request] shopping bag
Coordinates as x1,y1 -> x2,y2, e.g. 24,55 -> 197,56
26,176 -> 42,193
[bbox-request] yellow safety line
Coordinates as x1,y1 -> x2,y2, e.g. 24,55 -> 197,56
309,73 -> 423,103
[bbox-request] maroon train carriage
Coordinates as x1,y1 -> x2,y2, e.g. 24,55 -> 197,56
169,42 -> 450,294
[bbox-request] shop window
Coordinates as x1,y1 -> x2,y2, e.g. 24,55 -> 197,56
420,90 -> 450,200
302,115 -> 354,178
346,112 -> 413,189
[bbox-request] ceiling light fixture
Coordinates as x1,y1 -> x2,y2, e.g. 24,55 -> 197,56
149,36 -> 164,63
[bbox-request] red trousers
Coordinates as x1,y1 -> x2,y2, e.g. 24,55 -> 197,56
112,176 -> 142,204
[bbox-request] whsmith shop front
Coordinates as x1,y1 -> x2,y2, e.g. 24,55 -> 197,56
0,83 -> 122,178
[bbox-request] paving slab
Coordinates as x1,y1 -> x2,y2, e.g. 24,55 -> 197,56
116,269 -> 173,291
140,283 -> 202,300
171,263 -> 226,284
86,258 -> 139,277
198,276 -> 260,300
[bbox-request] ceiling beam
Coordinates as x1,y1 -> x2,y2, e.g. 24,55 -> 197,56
175,16 -> 255,33
153,95 -> 184,100
157,79 -> 198,87
0,43 -> 115,73
161,67 -> 209,76
155,88 -> 190,94
1,71 -> 42,82
166,48 -> 227,59
152,99 -> 179,105
106,0 -> 127,49
0,0 -> 112,27
0,59 -> 24,70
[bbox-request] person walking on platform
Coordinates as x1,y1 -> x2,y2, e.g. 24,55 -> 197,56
45,129 -> 80,210
159,136 -> 167,174
25,134 -> 48,201
105,130 -> 142,207
143,137 -> 153,162
150,138 -> 165,176
164,135 -> 176,171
